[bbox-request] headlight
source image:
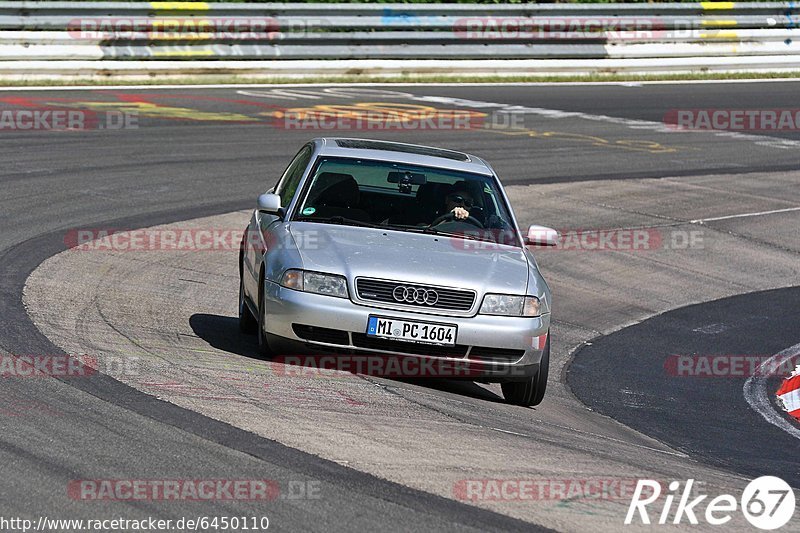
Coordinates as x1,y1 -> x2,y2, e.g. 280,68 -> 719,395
480,294 -> 544,317
304,271 -> 348,298
280,269 -> 348,299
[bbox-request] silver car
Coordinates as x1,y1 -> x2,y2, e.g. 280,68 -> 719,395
239,138 -> 556,406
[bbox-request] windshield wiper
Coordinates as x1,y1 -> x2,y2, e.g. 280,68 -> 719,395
422,227 -> 481,241
295,216 -> 379,228
381,224 -> 427,233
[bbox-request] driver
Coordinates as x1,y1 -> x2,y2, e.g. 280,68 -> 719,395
443,189 -> 473,221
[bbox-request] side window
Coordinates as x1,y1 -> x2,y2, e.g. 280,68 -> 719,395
275,145 -> 313,208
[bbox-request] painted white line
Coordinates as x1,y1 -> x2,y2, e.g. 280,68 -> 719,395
490,427 -> 529,437
406,92 -> 800,151
237,87 -> 415,101
691,206 -> 800,224
2,79 -> 800,91
743,342 -> 800,441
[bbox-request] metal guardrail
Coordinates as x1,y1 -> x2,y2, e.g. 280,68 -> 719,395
1,2 -> 799,78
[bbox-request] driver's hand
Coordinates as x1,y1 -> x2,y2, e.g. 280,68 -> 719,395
452,207 -> 469,220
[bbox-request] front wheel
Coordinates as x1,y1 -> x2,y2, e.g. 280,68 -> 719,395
501,334 -> 549,407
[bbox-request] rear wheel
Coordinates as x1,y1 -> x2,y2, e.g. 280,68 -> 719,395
501,334 -> 549,407
257,273 -> 273,357
238,275 -> 257,334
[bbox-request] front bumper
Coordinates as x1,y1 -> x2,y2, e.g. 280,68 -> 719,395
263,281 -> 550,382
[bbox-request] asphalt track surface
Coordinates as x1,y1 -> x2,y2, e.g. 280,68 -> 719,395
2,82 -> 800,531
569,287 -> 800,487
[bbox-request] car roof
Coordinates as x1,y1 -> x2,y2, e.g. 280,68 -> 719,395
313,138 -> 494,177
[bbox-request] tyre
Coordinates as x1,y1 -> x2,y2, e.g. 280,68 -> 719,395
501,333 -> 549,407
257,273 -> 273,356
238,275 -> 257,334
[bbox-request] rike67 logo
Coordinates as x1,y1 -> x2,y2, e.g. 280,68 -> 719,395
626,477 -> 795,530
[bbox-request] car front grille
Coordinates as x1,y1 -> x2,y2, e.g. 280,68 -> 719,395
355,278 -> 475,312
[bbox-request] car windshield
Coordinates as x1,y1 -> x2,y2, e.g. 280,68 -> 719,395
293,156 -> 521,246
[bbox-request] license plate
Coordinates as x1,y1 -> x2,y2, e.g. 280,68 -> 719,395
366,316 -> 457,346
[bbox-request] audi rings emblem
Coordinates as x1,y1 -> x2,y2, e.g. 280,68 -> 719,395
392,285 -> 439,306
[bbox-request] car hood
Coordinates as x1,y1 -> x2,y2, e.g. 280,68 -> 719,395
289,222 -> 531,295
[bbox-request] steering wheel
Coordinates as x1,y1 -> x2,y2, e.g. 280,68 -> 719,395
429,211 -> 484,229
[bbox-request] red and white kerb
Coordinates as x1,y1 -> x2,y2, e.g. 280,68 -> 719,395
531,333 -> 548,351
776,366 -> 800,421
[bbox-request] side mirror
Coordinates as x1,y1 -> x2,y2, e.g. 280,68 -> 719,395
257,193 -> 283,216
526,225 -> 559,247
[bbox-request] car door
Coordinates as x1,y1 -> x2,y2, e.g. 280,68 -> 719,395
243,144 -> 314,300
